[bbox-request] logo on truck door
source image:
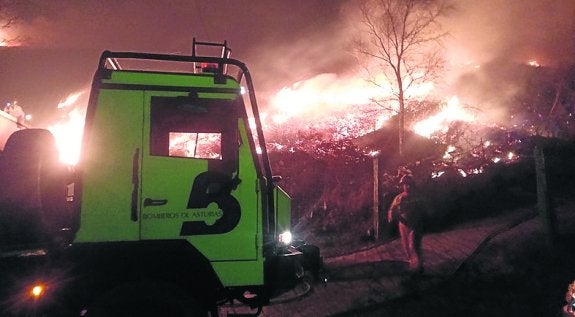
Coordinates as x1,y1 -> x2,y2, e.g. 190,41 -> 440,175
180,171 -> 241,235
148,96 -> 242,236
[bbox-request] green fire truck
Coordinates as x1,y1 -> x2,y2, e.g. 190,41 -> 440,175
0,40 -> 323,316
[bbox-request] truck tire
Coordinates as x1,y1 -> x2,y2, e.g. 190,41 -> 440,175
86,280 -> 209,317
0,129 -> 74,246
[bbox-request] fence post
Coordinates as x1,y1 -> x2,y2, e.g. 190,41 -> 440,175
373,156 -> 379,241
534,144 -> 557,246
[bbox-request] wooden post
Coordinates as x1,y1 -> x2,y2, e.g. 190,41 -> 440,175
534,144 -> 557,246
373,156 -> 379,241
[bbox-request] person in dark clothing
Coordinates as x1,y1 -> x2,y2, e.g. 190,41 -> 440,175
387,174 -> 423,272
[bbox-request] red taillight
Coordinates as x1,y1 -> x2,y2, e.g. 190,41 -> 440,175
200,63 -> 219,73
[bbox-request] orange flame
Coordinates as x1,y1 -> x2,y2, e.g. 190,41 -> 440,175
47,91 -> 87,165
269,74 -> 380,124
268,73 -> 434,126
413,96 -> 475,138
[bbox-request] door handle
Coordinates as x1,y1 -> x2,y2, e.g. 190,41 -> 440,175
144,198 -> 168,206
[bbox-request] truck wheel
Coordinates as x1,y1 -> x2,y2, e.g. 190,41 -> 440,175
0,129 -> 72,245
86,281 -> 209,317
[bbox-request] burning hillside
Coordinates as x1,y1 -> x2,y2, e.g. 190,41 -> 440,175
4,55 -> 575,258
28,58 -> 572,177
0,0 -> 574,260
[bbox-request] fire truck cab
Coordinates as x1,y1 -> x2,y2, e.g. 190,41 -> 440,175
0,40 -> 323,316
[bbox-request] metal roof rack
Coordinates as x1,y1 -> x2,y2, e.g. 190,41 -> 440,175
191,38 -> 232,75
95,46 -> 272,184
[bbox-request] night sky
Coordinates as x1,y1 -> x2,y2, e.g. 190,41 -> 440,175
1,0 -> 574,125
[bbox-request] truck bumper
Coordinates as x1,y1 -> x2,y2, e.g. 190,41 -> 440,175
265,242 -> 325,296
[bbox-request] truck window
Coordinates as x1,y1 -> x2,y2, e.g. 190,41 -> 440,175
149,96 -> 238,170
168,132 -> 222,159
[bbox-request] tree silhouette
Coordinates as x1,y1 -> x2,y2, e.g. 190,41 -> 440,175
355,0 -> 451,157
511,65 -> 575,138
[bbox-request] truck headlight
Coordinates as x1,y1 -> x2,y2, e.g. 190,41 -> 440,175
278,231 -> 292,245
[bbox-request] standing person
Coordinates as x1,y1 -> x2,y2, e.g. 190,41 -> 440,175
387,174 -> 424,272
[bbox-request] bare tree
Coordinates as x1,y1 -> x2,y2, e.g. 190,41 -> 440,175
510,65 -> 575,138
355,0 -> 451,157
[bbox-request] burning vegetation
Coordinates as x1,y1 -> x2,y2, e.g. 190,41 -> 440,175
260,59 -> 575,255
6,56 -> 575,256
2,0 -> 575,256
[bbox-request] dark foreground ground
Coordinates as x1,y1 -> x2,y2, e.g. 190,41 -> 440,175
220,197 -> 575,317
337,199 -> 575,317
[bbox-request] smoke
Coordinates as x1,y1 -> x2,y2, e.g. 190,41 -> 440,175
440,0 -> 575,125
13,0 -> 573,65
6,0 -> 355,115
243,4 -> 357,108
245,0 -> 575,129
443,0 -> 575,66
4,0 -> 575,129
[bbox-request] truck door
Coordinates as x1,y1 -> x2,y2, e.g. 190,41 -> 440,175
140,93 -> 258,261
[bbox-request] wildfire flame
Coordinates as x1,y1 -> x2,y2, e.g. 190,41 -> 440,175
57,92 -> 82,109
0,29 -> 21,47
413,96 -> 475,138
265,70 -> 480,148
45,73 -> 486,174
269,74 -> 382,125
268,73 -> 434,126
48,91 -> 87,165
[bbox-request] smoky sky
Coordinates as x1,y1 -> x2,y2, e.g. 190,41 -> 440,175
2,0 -> 350,123
11,0 -> 346,59
444,0 -> 575,66
14,0 -> 573,63
439,0 -> 575,123
2,0 -> 575,125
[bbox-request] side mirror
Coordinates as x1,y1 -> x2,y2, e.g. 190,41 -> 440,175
272,175 -> 283,183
